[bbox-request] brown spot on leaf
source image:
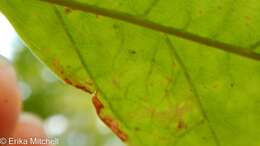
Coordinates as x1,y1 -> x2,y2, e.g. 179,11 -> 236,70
102,117 -> 128,141
173,102 -> 191,131
65,79 -> 92,93
64,7 -> 72,14
52,59 -> 93,93
129,49 -> 136,54
134,127 -> 140,131
64,78 -> 92,92
92,94 -> 104,114
75,84 -> 92,93
52,59 -> 63,75
177,120 -> 188,130
60,71 -> 64,75
92,94 -> 128,141
64,78 -> 73,85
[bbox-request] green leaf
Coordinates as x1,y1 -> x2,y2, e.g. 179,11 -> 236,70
1,0 -> 260,145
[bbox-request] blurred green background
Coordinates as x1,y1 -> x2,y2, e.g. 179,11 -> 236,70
0,13 -> 125,146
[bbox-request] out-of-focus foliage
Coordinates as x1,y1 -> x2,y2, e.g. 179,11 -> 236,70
12,47 -> 125,146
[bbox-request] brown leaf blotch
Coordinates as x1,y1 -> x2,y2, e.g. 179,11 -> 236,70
75,84 -> 92,93
52,59 -> 65,76
92,94 -> 104,114
64,78 -> 73,85
92,94 -> 128,141
101,117 -> 128,141
52,59 -> 92,93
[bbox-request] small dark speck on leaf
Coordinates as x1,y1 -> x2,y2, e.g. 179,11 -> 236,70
64,7 -> 72,14
230,83 -> 234,88
134,127 -> 140,131
177,120 -> 187,130
129,49 -> 136,54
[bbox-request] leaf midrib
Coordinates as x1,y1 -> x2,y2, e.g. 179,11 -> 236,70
39,0 -> 260,61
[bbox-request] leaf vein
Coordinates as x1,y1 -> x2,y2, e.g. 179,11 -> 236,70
40,0 -> 260,61
54,6 -> 131,130
165,36 -> 221,146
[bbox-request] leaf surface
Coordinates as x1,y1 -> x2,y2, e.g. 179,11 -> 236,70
1,0 -> 260,146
